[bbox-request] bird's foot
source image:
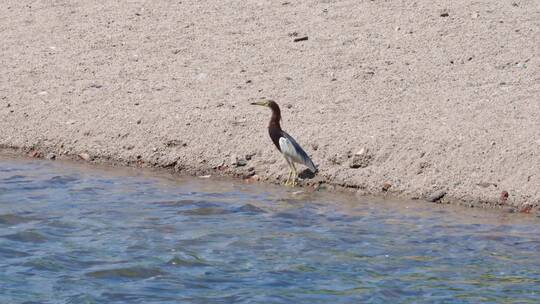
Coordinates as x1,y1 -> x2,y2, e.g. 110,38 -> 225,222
282,179 -> 296,187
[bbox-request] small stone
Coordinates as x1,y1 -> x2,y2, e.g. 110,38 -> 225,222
293,36 -> 308,42
427,190 -> 446,202
382,182 -> 392,192
477,182 -> 497,188
78,153 -> 91,161
349,148 -> 372,169
136,119 -> 142,124
440,12 -> 449,17
166,140 -> 186,147
29,150 -> 42,158
500,191 -> 509,204
519,203 -> 533,214
46,153 -> 56,160
231,155 -> 247,167
245,174 -> 260,183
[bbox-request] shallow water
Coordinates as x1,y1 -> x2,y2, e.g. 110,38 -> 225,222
0,158 -> 539,304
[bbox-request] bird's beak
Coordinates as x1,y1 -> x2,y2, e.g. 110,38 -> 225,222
250,100 -> 267,106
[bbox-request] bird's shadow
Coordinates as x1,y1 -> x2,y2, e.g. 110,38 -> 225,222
298,169 -> 316,179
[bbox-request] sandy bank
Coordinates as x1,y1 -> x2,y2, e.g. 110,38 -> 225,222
1,1 -> 539,213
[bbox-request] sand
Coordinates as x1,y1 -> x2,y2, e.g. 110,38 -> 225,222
1,0 -> 539,212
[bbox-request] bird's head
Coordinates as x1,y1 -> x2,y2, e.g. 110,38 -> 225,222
250,99 -> 281,123
250,99 -> 275,107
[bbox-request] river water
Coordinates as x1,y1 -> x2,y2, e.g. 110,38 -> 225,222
0,158 -> 539,303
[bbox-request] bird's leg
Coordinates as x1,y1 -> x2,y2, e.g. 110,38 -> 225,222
283,158 -> 293,186
291,162 -> 298,187
284,168 -> 292,186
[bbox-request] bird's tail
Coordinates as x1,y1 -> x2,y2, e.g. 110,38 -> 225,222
306,157 -> 317,173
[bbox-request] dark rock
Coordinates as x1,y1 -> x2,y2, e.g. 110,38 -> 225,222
427,190 -> 446,202
46,153 -> 56,160
293,36 -> 308,42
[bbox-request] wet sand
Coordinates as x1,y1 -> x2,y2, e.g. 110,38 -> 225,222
1,0 -> 539,212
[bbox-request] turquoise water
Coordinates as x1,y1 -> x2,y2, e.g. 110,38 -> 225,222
0,158 -> 539,303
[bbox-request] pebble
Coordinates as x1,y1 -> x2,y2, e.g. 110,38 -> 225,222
349,148 -> 372,169
382,182 -> 392,192
29,150 -> 42,158
244,175 -> 260,183
231,155 -> 247,167
500,191 -> 509,204
46,153 -> 56,160
78,153 -> 91,161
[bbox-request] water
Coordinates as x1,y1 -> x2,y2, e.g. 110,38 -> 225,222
0,158 -> 539,304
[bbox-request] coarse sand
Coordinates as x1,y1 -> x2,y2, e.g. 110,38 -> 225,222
1,1 -> 539,212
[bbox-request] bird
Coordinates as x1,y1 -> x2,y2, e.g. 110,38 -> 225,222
250,99 -> 317,186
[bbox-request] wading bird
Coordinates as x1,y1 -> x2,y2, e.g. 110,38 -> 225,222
250,99 -> 317,186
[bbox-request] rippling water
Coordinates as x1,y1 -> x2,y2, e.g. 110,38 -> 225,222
1,157 -> 539,303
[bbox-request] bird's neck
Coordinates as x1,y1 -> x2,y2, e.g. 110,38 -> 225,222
269,107 -> 281,130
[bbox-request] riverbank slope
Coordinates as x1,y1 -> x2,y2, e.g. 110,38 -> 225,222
1,0 -> 539,212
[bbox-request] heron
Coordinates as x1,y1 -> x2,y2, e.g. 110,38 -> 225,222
250,99 -> 317,186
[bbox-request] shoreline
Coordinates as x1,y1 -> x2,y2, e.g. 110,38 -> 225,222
1,145 -> 536,215
1,1 -> 538,214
